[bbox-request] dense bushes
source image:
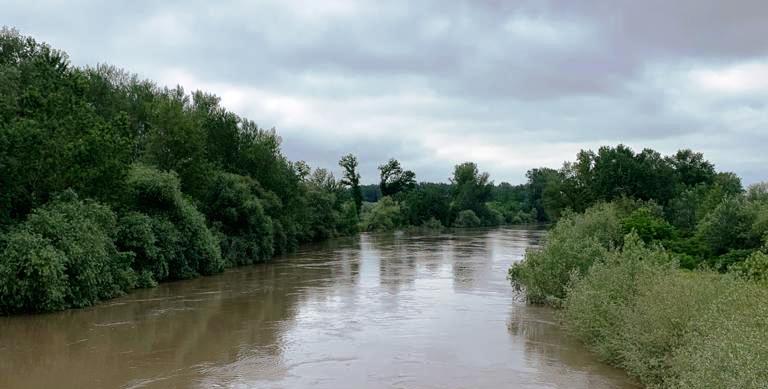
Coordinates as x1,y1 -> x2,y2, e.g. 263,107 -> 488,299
0,230 -> 69,313
453,209 -> 481,228
512,195 -> 768,387
669,283 -> 768,388
360,197 -> 402,231
203,172 -> 274,266
0,194 -> 135,313
563,239 -> 768,388
124,164 -> 224,279
508,202 -> 623,304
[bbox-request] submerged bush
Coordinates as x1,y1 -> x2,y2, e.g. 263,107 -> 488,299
0,229 -> 68,313
361,196 -> 402,231
509,202 -> 623,304
454,209 -> 481,228
0,193 -> 135,313
421,217 -> 445,230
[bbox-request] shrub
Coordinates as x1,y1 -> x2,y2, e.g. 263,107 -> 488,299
617,271 -> 730,386
333,200 -> 359,237
204,172 -> 273,265
509,202 -> 624,304
563,233 -> 674,361
731,249 -> 768,284
174,200 -> 224,276
454,209 -> 481,228
421,217 -> 445,230
361,197 -> 402,231
116,212 -> 172,283
0,229 -> 68,313
621,206 -> 675,243
0,193 -> 136,313
125,164 -> 223,278
669,282 -> 768,389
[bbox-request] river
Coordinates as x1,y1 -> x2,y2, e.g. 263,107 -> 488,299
0,227 -> 637,388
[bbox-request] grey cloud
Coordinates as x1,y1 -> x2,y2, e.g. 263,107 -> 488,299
3,0 -> 768,184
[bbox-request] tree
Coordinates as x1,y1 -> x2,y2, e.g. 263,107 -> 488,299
401,183 -> 452,226
525,167 -> 562,221
339,154 -> 362,215
451,162 -> 493,222
378,158 -> 416,197
668,149 -> 715,187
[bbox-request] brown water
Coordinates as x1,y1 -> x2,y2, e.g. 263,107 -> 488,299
0,227 -> 637,389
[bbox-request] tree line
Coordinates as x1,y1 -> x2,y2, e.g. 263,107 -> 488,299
0,29 -> 535,314
2,28 -> 765,317
0,29 -> 364,313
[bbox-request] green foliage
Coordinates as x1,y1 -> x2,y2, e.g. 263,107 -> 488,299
400,183 -> 452,227
563,233 -> 674,361
378,158 -> 416,197
0,28 -> 133,224
616,271 -> 728,386
562,232 -> 768,388
669,282 -> 768,389
621,206 -> 675,242
731,249 -> 768,284
204,172 -> 273,265
360,197 -> 402,232
0,30 -> 363,314
451,162 -> 493,222
339,154 -> 363,215
0,193 -> 135,313
421,217 -> 445,230
125,164 -> 223,278
0,229 -> 68,313
116,212 -> 171,283
454,209 -> 481,228
517,195 -> 768,388
509,203 -> 624,304
695,196 -> 761,259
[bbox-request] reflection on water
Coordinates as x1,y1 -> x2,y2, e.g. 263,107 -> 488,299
0,227 -> 636,388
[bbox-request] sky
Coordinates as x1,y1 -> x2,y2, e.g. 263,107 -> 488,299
4,0 -> 767,184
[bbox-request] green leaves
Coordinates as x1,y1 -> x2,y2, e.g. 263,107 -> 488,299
0,194 -> 135,313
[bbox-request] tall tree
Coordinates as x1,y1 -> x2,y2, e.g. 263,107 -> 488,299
339,154 -> 362,215
450,162 -> 492,220
378,158 -> 416,197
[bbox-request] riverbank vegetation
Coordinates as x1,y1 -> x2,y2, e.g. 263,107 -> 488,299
509,147 -> 768,388
0,29 -> 542,314
0,29 -> 364,313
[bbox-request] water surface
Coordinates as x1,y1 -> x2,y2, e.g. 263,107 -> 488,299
0,227 -> 636,388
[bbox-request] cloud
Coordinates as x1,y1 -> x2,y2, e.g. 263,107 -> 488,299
4,0 -> 767,184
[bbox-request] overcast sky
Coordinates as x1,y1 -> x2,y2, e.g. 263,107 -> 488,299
4,0 -> 767,184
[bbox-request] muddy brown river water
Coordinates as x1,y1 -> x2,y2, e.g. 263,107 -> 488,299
0,227 -> 637,388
